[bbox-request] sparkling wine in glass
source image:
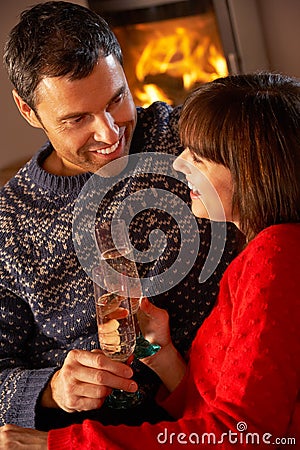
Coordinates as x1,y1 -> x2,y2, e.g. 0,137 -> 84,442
93,266 -> 141,408
95,219 -> 160,358
101,246 -> 141,315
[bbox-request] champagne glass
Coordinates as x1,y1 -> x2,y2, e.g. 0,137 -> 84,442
95,219 -> 160,359
93,265 -> 141,408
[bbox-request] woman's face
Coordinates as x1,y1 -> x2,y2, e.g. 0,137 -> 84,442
173,148 -> 238,225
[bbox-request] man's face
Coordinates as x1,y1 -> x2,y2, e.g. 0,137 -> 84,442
33,54 -> 137,175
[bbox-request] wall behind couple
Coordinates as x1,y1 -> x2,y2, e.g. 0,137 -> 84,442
0,0 -> 300,180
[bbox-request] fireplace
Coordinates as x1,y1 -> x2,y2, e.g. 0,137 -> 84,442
88,0 -> 269,106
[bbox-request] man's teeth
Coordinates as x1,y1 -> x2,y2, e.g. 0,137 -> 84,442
188,181 -> 201,196
96,140 -> 119,155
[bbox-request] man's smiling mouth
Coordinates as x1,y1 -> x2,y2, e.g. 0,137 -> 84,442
94,140 -> 120,155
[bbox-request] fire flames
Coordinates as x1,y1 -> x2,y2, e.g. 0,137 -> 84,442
114,13 -> 228,107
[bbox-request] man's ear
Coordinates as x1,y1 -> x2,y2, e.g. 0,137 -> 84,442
12,89 -> 43,129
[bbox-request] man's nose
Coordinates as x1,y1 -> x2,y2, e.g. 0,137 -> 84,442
93,112 -> 119,143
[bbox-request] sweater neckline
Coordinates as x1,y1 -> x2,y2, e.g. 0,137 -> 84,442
26,142 -> 92,195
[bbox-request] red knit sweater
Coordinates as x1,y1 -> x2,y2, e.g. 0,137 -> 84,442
48,224 -> 300,449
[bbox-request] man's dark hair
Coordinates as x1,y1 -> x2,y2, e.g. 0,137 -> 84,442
3,1 -> 123,111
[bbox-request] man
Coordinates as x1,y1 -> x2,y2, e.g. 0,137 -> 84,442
0,1 -> 239,431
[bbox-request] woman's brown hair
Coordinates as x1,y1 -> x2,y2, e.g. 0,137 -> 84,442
179,72 -> 300,241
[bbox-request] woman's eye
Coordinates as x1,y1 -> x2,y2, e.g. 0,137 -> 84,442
192,153 -> 203,164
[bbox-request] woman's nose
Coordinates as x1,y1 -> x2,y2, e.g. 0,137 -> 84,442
173,149 -> 192,175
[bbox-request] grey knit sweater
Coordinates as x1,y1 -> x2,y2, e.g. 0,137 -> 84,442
0,102 -> 240,430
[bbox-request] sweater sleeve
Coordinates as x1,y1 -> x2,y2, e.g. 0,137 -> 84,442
153,225 -> 300,437
204,232 -> 300,435
48,225 -> 300,449
0,286 -> 55,428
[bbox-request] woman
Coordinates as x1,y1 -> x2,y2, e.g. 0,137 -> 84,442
1,72 -> 299,449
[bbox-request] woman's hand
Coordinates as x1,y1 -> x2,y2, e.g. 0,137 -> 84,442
138,297 -> 171,348
138,298 -> 187,393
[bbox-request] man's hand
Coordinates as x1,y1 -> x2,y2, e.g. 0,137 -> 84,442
41,349 -> 137,412
0,424 -> 47,449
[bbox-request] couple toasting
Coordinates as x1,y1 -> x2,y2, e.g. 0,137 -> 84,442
0,2 -> 299,449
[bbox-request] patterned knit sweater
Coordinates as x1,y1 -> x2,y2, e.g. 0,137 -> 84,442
48,224 -> 300,449
0,102 -> 239,430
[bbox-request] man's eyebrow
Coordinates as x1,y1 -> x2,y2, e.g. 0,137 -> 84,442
57,86 -> 127,122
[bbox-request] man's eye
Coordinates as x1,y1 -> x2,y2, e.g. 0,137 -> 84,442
64,116 -> 85,126
107,92 -> 125,112
114,89 -> 129,105
113,94 -> 123,104
73,116 -> 84,123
